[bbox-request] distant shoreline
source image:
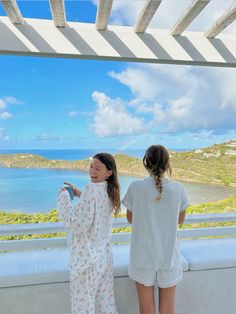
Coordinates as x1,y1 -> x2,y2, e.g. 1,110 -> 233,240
0,140 -> 236,188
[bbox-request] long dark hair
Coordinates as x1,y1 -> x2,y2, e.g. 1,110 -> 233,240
143,145 -> 172,200
93,153 -> 120,215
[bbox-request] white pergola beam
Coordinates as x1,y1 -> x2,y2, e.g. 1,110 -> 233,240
170,0 -> 210,36
96,0 -> 113,30
49,0 -> 66,28
0,0 -> 23,24
134,0 -> 162,33
0,17 -> 236,68
204,4 -> 236,38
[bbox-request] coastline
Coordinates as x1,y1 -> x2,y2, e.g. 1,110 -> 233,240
0,141 -> 236,188
0,159 -> 235,188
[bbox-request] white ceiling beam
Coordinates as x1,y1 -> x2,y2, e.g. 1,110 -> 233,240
0,0 -> 24,24
134,0 -> 162,33
1,17 -> 236,68
170,0 -> 210,36
96,0 -> 113,30
49,0 -> 66,28
204,4 -> 236,38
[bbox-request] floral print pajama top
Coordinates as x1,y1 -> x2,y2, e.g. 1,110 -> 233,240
57,181 -> 118,314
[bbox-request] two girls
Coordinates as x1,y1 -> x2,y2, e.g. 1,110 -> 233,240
58,145 -> 188,314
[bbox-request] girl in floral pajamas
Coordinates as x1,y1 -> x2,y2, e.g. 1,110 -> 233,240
57,153 -> 120,314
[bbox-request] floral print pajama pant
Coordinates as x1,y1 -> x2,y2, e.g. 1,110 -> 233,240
70,246 -> 118,314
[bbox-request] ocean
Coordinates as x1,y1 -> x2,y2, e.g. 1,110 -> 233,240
0,148 -> 146,160
0,149 -> 236,213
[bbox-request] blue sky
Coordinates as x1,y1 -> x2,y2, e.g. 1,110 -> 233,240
0,0 -> 236,151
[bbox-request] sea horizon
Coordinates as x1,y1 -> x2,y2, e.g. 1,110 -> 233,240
0,148 -> 190,161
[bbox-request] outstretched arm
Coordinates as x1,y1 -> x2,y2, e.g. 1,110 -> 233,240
57,188 -> 95,234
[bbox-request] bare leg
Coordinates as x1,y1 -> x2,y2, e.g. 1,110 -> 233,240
158,285 -> 176,314
135,282 -> 155,314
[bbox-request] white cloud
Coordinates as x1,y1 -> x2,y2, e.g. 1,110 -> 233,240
2,96 -> 23,105
92,91 -> 144,137
109,68 -> 160,100
106,62 -> 236,135
169,97 -> 192,119
0,96 -> 23,120
0,112 -> 13,120
0,96 -> 23,109
0,99 -> 6,110
0,127 -> 10,142
36,133 -> 64,142
68,111 -> 79,117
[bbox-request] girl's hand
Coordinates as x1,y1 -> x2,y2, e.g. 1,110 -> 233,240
63,181 -> 81,198
64,182 -> 74,188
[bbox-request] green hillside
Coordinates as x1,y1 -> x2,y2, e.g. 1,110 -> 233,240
1,196 -> 236,239
0,140 -> 236,186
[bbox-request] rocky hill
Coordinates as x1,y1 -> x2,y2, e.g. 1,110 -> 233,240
0,140 -> 235,186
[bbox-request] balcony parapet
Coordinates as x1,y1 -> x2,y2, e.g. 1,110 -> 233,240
0,212 -> 236,251
0,212 -> 236,314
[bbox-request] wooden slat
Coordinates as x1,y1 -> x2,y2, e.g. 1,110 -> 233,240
112,232 -> 130,243
0,0 -> 23,24
96,0 -> 113,30
49,0 -> 66,27
1,16 -> 236,68
178,226 -> 236,239
204,4 -> 236,38
1,213 -> 236,236
186,212 -> 236,224
170,0 -> 210,36
0,237 -> 66,251
134,0 -> 162,33
0,222 -> 65,237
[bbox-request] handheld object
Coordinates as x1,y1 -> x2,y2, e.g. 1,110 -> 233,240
65,186 -> 75,200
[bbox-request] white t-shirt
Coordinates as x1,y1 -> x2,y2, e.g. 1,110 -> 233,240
57,181 -> 113,274
122,176 -> 189,271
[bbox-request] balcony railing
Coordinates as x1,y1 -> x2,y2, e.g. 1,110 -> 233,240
1,212 -> 236,251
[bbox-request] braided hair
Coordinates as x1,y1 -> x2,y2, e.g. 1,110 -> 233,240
143,145 -> 172,200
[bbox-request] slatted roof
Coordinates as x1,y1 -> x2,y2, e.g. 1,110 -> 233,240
0,0 -> 236,67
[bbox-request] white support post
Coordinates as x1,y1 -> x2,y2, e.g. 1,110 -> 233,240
0,0 -> 24,24
96,0 -> 113,30
134,0 -> 162,33
49,0 -> 67,28
204,4 -> 236,38
170,0 -> 210,36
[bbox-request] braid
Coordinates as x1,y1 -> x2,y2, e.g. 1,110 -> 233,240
153,169 -> 164,200
143,145 -> 172,201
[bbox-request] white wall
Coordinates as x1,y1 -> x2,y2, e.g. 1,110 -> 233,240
1,267 -> 236,314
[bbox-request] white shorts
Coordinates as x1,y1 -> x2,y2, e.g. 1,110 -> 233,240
128,262 -> 183,288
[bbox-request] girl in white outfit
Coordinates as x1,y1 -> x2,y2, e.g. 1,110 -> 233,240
57,153 -> 120,314
122,145 -> 189,314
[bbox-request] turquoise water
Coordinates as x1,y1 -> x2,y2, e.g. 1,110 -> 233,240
0,167 -> 136,213
0,166 -> 236,213
0,149 -> 235,213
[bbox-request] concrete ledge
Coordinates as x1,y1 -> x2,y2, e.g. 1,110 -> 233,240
0,245 -> 189,288
180,237 -> 236,270
1,265 -> 236,314
0,240 -> 236,314
0,248 -> 69,288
